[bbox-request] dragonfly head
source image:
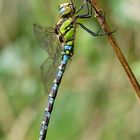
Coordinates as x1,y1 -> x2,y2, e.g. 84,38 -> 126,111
59,3 -> 75,18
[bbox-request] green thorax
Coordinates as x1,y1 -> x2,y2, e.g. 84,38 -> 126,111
57,17 -> 76,46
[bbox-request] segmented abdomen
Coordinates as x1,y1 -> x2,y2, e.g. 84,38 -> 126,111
39,44 -> 73,140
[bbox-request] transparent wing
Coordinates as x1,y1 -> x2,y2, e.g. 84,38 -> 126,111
33,23 -> 62,93
33,23 -> 61,57
41,47 -> 61,94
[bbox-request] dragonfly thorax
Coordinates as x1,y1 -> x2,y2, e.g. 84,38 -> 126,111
59,3 -> 75,18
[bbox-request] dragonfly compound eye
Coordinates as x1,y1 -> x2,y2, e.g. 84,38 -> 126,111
59,3 -> 75,17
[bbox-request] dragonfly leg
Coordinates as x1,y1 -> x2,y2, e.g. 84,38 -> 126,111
70,0 -> 74,5
76,0 -> 86,14
77,22 -> 115,37
76,0 -> 92,18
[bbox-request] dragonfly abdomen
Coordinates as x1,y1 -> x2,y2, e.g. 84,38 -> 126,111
39,44 -> 73,139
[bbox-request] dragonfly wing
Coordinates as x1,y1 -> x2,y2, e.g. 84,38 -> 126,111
33,23 -> 62,94
41,46 -> 62,94
33,23 -> 59,57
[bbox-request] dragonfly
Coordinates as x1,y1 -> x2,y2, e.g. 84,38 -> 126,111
33,0 -> 113,140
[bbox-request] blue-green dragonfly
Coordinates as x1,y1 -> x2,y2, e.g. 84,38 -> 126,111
33,0 -> 112,139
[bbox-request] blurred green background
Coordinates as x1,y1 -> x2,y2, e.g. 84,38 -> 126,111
0,0 -> 140,140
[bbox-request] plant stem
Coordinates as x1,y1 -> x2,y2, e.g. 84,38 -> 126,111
90,0 -> 140,100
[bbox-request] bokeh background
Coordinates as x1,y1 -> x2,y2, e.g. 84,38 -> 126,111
0,0 -> 140,140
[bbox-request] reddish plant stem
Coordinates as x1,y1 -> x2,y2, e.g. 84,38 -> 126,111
90,0 -> 140,100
